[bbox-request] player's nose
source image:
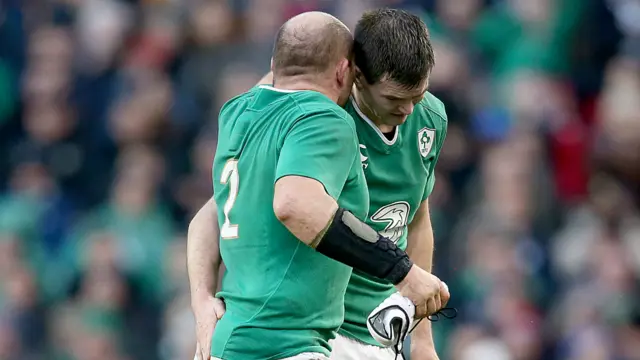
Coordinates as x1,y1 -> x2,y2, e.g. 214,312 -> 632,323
398,103 -> 414,116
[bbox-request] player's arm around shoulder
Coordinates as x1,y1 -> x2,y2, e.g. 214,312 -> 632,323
274,110 -> 358,245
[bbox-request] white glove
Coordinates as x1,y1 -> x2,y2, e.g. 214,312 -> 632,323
366,292 -> 415,353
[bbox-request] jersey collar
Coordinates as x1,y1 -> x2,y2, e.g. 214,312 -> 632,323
349,97 -> 402,153
258,85 -> 301,93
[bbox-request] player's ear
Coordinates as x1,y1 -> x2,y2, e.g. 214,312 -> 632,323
270,57 -> 274,72
336,58 -> 351,88
354,66 -> 365,90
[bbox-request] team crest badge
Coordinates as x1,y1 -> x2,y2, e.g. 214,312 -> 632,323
417,128 -> 435,158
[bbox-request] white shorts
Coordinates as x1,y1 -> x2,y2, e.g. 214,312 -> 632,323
328,334 -> 396,360
201,352 -> 329,360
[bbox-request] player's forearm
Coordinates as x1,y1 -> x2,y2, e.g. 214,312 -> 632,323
188,197 -> 222,303
406,201 -> 436,344
406,201 -> 434,271
274,176 -> 414,285
406,229 -> 434,272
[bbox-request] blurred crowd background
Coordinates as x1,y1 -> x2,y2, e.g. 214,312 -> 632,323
1,0 -> 639,359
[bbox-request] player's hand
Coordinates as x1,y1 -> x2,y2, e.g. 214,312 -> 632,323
192,295 -> 225,360
395,265 -> 450,319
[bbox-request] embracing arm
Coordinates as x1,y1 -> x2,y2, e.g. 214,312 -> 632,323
187,197 -> 222,303
274,175 -> 422,289
273,114 -> 447,318
273,113 -> 414,285
274,176 -> 448,320
275,112 -> 413,280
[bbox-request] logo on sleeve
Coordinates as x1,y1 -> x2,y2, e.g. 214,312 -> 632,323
418,128 -> 436,158
370,202 -> 410,243
359,144 -> 369,169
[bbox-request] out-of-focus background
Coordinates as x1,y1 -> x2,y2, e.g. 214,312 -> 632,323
0,0 -> 639,359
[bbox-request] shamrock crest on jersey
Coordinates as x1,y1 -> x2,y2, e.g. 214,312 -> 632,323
418,127 -> 436,158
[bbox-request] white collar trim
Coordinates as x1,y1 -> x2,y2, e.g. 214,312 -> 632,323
258,85 -> 301,93
350,97 -> 398,145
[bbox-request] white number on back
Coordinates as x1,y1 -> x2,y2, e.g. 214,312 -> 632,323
370,201 -> 410,243
220,159 -> 240,239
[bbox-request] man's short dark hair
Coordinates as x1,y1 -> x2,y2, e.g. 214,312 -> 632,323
354,9 -> 434,88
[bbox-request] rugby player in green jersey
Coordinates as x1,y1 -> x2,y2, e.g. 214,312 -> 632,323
187,11 -> 450,360
329,9 -> 449,360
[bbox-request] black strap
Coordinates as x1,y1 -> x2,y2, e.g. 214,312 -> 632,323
392,307 -> 458,360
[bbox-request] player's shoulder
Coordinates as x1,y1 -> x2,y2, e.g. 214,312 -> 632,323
289,92 -> 355,131
292,91 -> 350,116
219,85 -> 260,116
232,84 -> 262,103
413,91 -> 448,129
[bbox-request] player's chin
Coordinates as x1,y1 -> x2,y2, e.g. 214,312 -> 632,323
389,114 -> 408,125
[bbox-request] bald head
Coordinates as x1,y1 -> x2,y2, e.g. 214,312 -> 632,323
272,12 -> 353,79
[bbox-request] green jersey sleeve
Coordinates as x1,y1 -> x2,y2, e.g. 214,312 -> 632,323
276,111 -> 357,200
423,120 -> 448,201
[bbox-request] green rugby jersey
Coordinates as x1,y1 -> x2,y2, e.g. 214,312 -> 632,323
338,93 -> 448,346
212,85 -> 369,359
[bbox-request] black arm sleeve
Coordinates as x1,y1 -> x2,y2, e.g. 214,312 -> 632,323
315,208 -> 413,285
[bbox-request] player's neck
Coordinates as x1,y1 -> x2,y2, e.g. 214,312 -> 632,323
273,76 -> 338,103
352,89 -> 395,133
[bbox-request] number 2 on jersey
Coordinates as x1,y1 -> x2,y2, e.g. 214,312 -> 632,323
220,159 -> 239,239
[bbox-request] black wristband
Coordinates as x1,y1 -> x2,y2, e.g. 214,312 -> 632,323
316,208 -> 413,285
